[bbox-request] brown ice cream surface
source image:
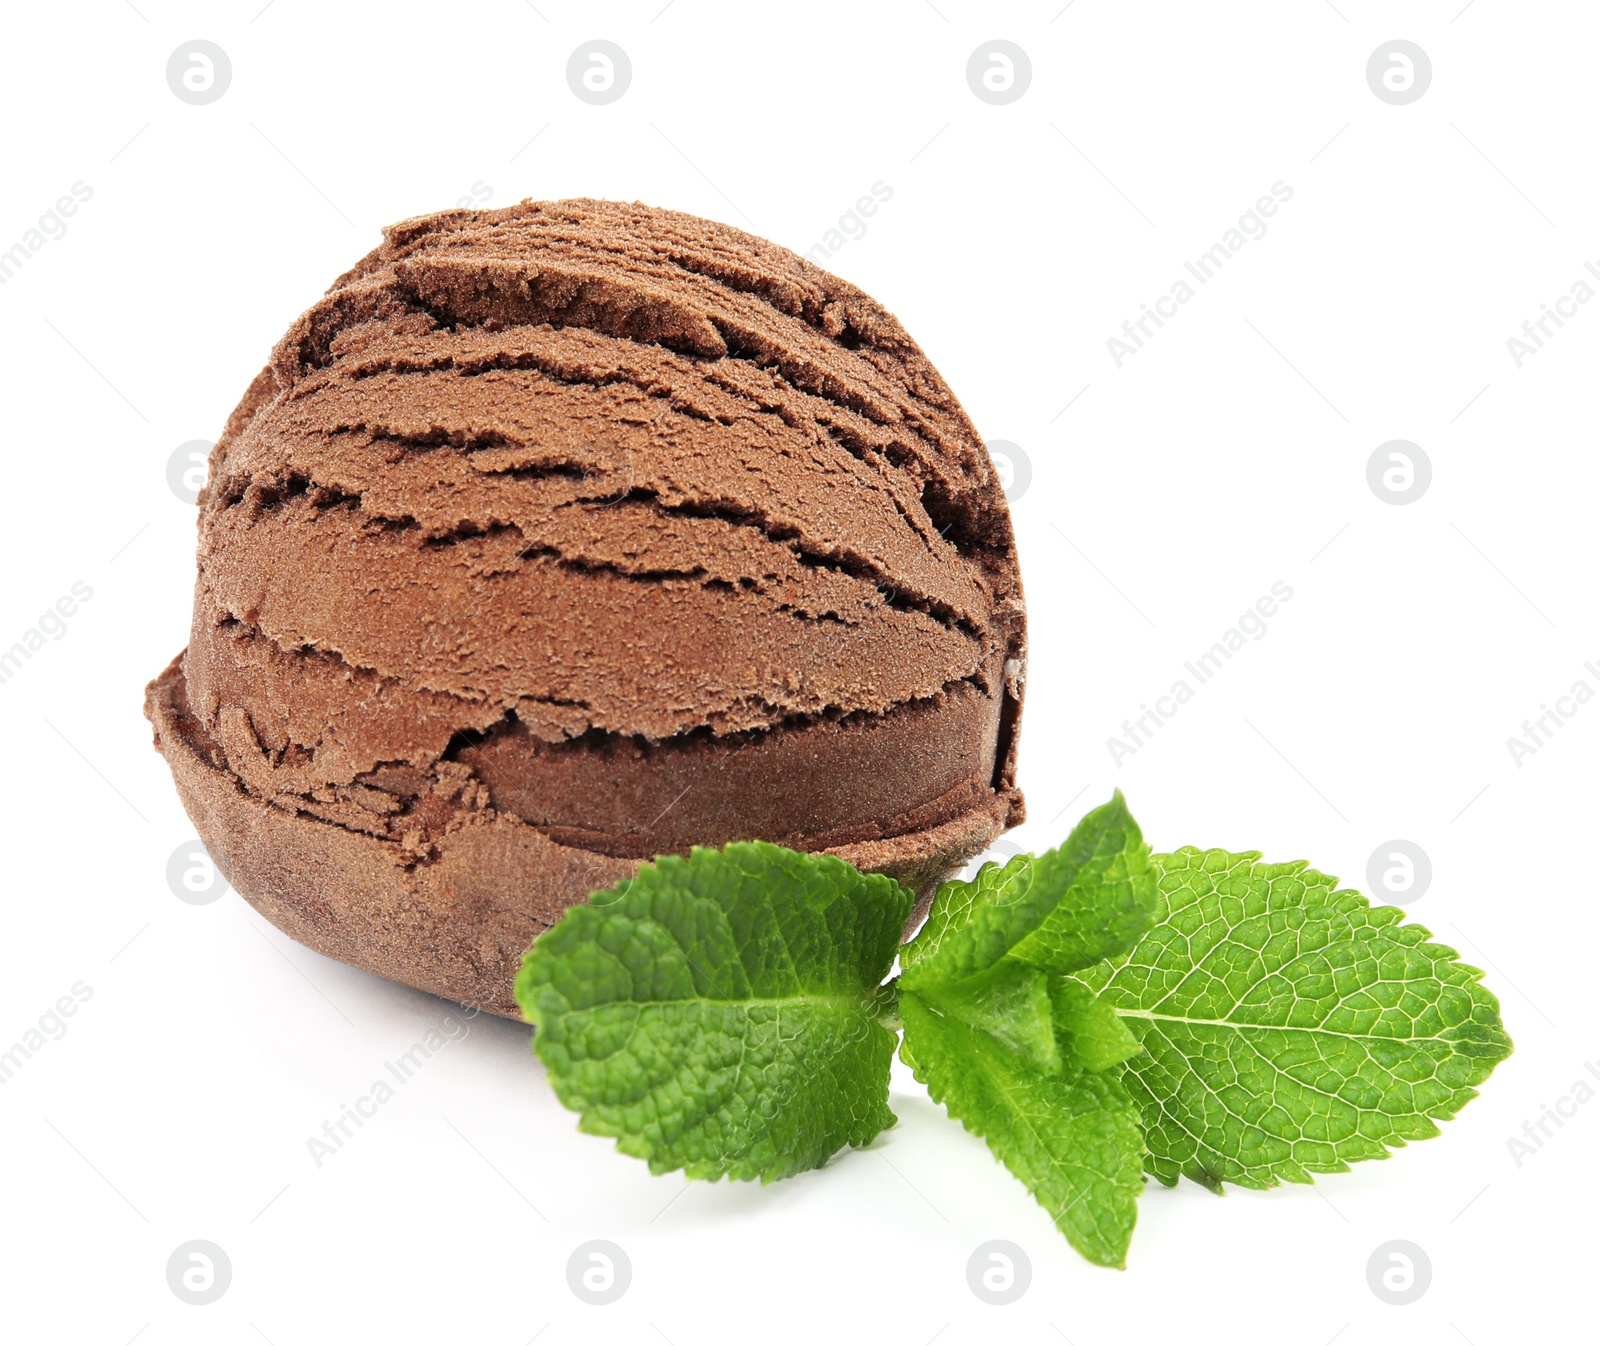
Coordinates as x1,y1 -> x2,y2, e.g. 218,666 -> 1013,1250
147,198 -> 1026,1016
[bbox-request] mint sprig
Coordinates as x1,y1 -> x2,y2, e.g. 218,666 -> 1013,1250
515,795 -> 1513,1268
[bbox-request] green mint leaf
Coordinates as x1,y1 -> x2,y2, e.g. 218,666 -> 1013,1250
899,991 -> 1146,1268
1049,978 -> 1144,1072
911,960 -> 1061,1076
901,790 -> 1155,990
1073,848 -> 1515,1191
515,841 -> 912,1183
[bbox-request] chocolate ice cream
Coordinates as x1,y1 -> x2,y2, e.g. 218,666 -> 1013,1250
145,199 -> 1026,1017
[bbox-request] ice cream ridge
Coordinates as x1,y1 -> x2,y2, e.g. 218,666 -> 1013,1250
145,198 -> 1026,1017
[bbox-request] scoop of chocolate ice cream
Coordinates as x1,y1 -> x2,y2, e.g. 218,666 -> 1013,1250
146,198 -> 1026,1017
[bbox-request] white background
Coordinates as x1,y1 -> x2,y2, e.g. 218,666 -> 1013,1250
0,2 -> 1593,1342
